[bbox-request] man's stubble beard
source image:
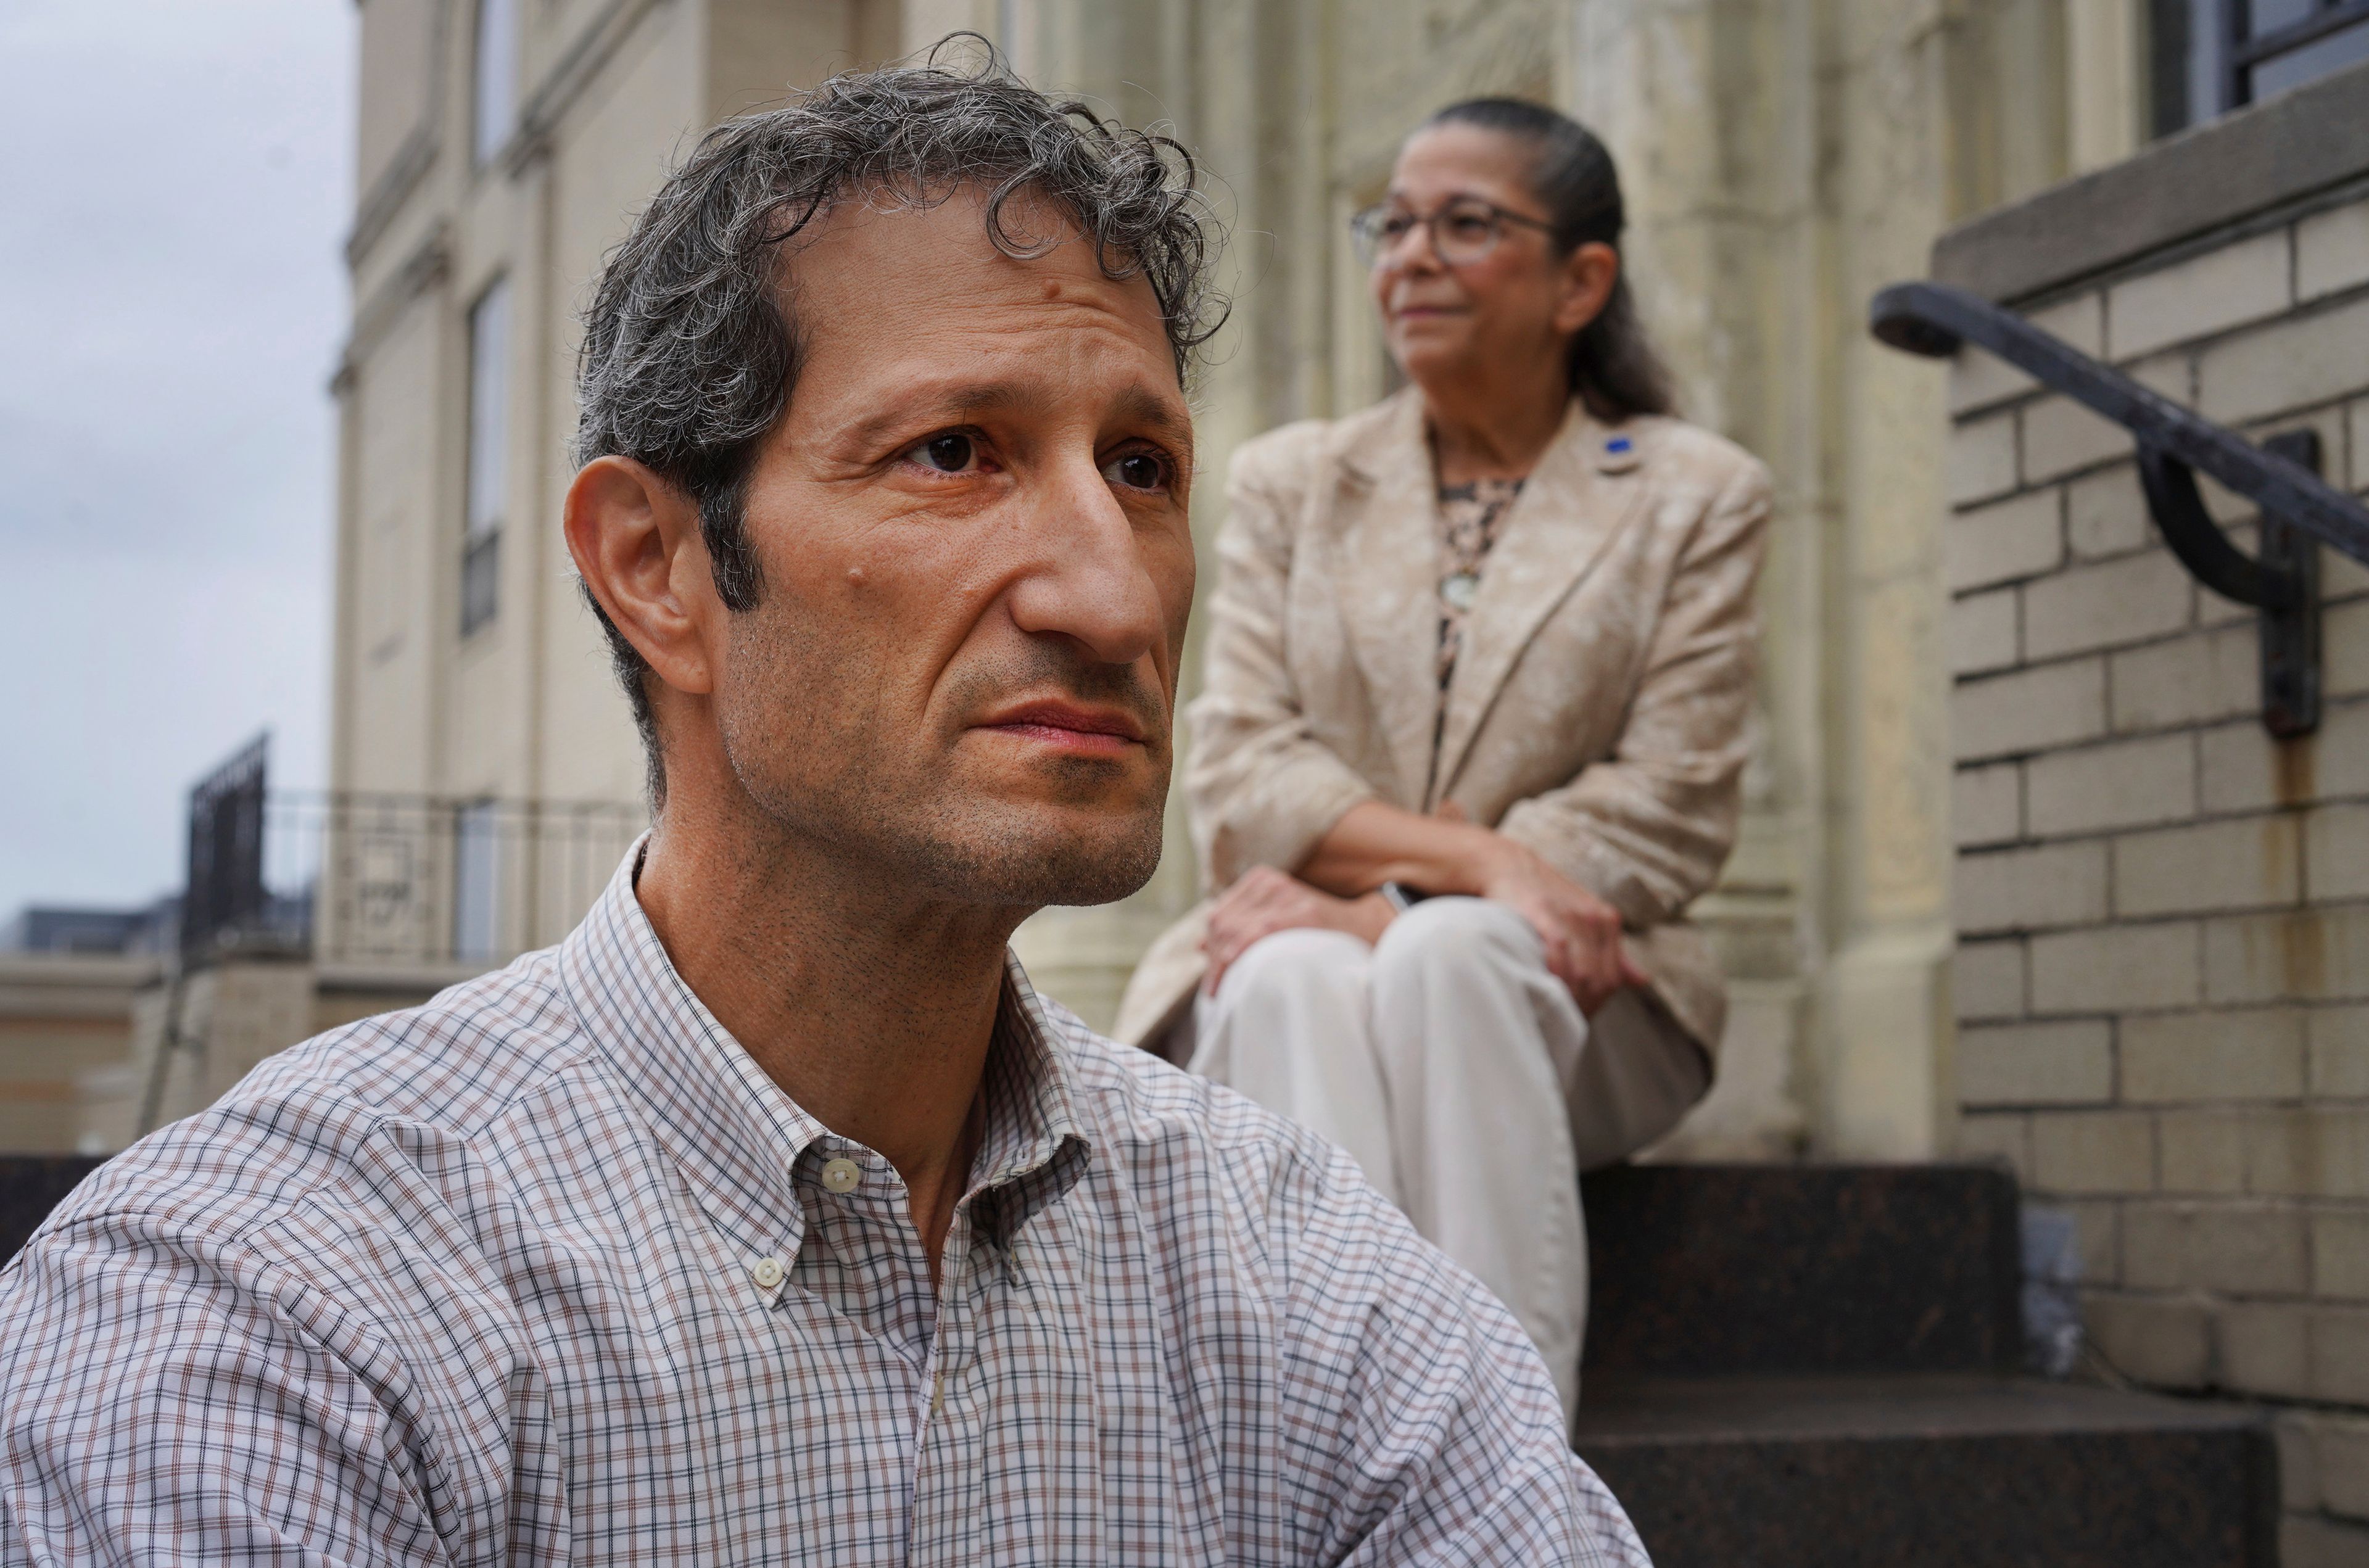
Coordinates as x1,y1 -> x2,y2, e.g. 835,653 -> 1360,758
716,600 -> 1172,910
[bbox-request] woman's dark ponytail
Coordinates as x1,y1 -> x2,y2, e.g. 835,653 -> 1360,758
1424,98 -> 1677,422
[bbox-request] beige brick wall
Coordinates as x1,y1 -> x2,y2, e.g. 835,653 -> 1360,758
1946,183 -> 2369,1553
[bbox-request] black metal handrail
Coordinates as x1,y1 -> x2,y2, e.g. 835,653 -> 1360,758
1871,279 -> 2369,737
1872,281 -> 2369,558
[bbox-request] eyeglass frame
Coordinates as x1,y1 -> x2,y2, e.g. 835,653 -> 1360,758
1349,195 -> 1558,270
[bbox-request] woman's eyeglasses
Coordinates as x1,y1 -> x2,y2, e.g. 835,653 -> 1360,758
1349,196 -> 1556,270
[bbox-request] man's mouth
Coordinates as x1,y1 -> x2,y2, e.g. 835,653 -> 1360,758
974,698 -> 1150,757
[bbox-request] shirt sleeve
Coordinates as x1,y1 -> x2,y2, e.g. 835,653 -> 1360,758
0,1208 -> 478,1567
1266,1141 -> 1653,1567
1497,453 -> 1772,928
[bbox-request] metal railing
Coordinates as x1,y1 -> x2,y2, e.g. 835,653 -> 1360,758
1871,278 -> 2369,737
191,790 -> 644,974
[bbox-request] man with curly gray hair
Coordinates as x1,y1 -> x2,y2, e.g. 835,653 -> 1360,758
0,47 -> 1647,1565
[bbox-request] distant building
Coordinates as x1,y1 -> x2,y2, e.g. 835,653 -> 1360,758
1,901 -> 175,958
0,900 -> 176,1152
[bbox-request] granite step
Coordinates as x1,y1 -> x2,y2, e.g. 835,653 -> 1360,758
1575,1165 -> 2273,1566
1574,1373 -> 2276,1567
1581,1162 -> 2022,1377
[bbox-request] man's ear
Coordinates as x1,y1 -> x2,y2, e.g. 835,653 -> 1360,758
564,456 -> 720,699
1553,241 -> 1621,338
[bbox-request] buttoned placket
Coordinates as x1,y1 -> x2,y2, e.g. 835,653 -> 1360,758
916,1201 -> 976,1429
907,1178 -> 1028,1568
788,1136 -> 982,1564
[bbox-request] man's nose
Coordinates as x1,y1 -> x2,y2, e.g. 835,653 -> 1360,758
1004,453 -> 1171,667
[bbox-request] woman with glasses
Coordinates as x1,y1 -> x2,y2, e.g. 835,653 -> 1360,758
1116,98 -> 1772,1422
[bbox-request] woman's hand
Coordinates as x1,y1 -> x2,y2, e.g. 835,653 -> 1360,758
1470,836 -> 1650,1017
1292,799 -> 1648,1015
1201,866 -> 1393,994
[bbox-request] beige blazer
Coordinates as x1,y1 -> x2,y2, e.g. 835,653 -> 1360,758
1113,387 -> 1773,1056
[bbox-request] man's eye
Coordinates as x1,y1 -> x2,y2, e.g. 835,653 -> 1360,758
917,433 -> 977,472
1379,214 -> 1418,240
1104,452 -> 1168,491
1444,214 -> 1494,241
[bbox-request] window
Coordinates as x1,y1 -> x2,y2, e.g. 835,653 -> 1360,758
2151,0 -> 2369,135
452,800 -> 502,963
473,0 -> 520,167
462,277 -> 508,637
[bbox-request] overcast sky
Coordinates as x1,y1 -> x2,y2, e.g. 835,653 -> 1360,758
0,0 -> 352,917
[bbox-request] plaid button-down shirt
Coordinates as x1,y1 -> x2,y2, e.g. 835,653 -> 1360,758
0,851 -> 1647,1565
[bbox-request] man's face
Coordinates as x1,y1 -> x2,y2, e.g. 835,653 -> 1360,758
711,188 -> 1196,909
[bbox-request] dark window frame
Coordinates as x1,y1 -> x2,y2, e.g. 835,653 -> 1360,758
460,530 -> 501,638
461,276 -> 510,640
2155,0 -> 2369,133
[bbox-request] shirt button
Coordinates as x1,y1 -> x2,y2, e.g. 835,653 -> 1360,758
751,1255 -> 785,1289
821,1157 -> 862,1194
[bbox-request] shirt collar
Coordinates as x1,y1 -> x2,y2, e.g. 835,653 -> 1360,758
972,956 -> 1094,1240
558,839 -> 1093,1263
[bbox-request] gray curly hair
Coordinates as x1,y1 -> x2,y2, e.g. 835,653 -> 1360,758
573,38 -> 1225,806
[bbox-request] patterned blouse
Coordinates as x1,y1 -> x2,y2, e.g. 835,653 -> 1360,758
1435,476 -> 1526,688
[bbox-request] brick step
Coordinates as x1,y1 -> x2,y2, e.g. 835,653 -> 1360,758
1573,1374 -> 2277,1567
1582,1162 -> 2022,1377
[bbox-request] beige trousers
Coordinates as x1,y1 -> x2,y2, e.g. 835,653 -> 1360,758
1188,896 -> 1710,1418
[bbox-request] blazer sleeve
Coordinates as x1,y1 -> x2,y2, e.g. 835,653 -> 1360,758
1184,437 -> 1379,890
1497,452 -> 1772,928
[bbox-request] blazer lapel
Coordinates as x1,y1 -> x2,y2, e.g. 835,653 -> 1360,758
1334,390 -> 1449,808
1433,403 -> 1648,799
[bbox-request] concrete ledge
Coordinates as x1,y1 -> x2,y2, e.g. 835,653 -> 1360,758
1934,62 -> 2369,304
0,954 -> 161,1020
312,961 -> 490,994
0,955 -> 161,987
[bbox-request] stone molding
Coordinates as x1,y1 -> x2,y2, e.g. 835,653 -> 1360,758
344,0 -> 668,263
344,0 -> 455,268
346,127 -> 441,269
331,222 -> 452,395
1933,62 -> 2369,305
498,0 -> 670,178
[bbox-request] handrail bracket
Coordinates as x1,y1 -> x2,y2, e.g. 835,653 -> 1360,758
2137,431 -> 2323,738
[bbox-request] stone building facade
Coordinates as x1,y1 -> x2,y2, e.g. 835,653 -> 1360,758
1937,65 -> 2369,1563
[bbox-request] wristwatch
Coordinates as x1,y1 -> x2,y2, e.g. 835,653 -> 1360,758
1379,881 -> 1431,914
